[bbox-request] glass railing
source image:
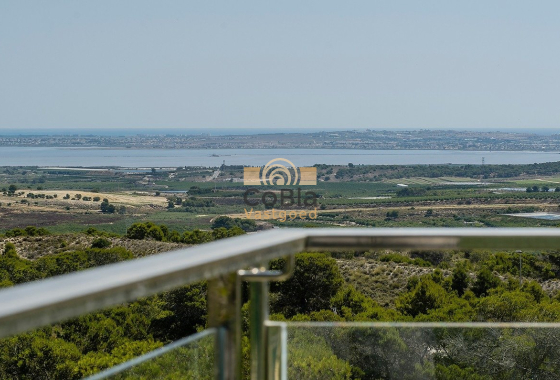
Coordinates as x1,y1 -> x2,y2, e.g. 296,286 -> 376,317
86,329 -> 215,380
267,321 -> 560,380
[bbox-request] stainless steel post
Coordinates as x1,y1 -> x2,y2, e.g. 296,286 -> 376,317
240,256 -> 295,379
208,273 -> 241,380
250,281 -> 269,380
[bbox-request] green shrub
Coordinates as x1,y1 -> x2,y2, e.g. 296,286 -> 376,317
91,238 -> 112,249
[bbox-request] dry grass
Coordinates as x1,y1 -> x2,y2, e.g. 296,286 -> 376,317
337,257 -> 560,308
337,258 -> 448,307
0,235 -> 187,260
0,190 -> 167,214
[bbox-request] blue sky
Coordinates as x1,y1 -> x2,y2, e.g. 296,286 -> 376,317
1,1 -> 559,130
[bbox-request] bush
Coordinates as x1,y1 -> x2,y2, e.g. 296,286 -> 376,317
270,253 -> 344,317
182,229 -> 212,244
91,238 -> 112,249
4,226 -> 49,238
211,216 -> 257,232
125,222 -> 244,244
385,210 -> 399,219
396,277 -> 448,317
451,264 -> 470,296
146,226 -> 165,241
3,242 -> 18,259
126,223 -> 150,240
100,200 -> 116,214
472,267 -> 501,297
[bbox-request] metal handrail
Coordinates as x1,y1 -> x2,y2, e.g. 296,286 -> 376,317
1,227 -> 559,339
0,229 -> 306,338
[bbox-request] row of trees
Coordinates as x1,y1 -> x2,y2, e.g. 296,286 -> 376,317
211,215 -> 257,232
62,193 -> 103,202
125,221 -> 245,244
26,192 -> 57,199
2,226 -> 50,238
526,185 -> 560,193
1,185 -> 23,197
332,161 -> 560,180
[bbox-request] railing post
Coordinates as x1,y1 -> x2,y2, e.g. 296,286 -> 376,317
240,256 -> 295,380
250,281 -> 269,380
208,273 -> 241,380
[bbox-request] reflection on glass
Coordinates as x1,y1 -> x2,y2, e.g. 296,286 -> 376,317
86,329 -> 215,380
275,322 -> 560,380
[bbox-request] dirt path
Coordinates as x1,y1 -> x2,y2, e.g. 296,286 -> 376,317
225,202 -> 550,218
207,169 -> 221,181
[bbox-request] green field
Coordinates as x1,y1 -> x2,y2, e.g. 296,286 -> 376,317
3,165 -> 560,233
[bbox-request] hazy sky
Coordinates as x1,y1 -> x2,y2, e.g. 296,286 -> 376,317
1,1 -> 559,131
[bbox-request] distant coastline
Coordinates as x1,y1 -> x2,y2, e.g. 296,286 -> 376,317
1,129 -> 559,151
0,127 -> 558,137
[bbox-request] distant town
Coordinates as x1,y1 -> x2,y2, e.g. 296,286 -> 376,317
1,129 -> 560,151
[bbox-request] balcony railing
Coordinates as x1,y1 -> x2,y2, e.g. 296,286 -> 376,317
1,228 -> 560,379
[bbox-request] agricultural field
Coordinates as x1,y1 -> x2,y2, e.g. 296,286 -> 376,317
383,176 -> 480,185
2,162 -> 560,234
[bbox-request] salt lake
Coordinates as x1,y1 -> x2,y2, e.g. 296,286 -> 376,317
0,147 -> 559,167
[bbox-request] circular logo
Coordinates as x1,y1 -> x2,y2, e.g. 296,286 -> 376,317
261,158 -> 299,186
